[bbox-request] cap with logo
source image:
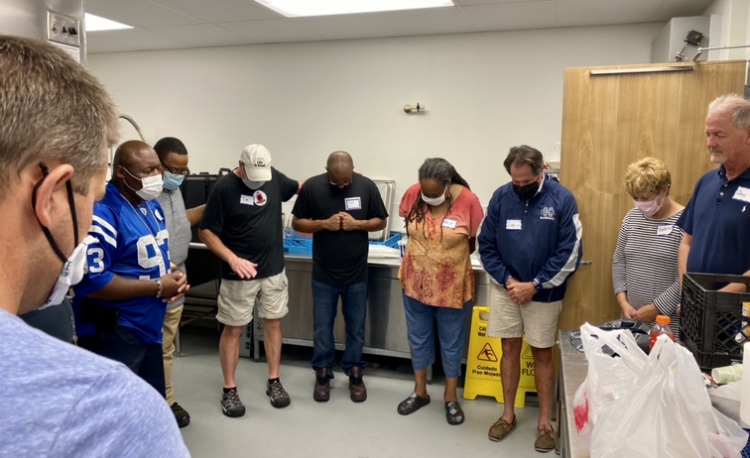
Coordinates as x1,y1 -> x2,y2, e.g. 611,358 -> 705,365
240,144 -> 272,182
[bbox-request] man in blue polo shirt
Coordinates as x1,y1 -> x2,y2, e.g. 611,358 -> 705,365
677,94 -> 750,288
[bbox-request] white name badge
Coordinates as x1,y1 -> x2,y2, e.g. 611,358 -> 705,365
240,194 -> 253,205
442,218 -> 458,229
345,197 -> 362,211
733,186 -> 750,203
506,219 -> 522,230
154,209 -> 164,221
656,224 -> 673,236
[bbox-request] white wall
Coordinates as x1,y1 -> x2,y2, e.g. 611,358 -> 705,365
704,0 -> 750,60
89,23 -> 662,231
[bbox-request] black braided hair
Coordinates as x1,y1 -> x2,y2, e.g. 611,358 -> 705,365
405,158 -> 471,239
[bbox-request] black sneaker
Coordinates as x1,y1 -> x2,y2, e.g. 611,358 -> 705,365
221,388 -> 246,418
170,402 -> 191,428
266,380 -> 291,408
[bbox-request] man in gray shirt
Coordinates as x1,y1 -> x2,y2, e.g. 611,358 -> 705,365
155,137 -> 205,428
0,36 -> 189,457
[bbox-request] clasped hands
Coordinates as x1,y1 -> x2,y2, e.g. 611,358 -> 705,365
323,212 -> 360,231
506,277 -> 536,306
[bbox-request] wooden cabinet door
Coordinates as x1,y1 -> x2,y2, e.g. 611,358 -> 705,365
558,60 -> 746,332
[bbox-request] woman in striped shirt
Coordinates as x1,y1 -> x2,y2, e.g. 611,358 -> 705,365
612,157 -> 683,336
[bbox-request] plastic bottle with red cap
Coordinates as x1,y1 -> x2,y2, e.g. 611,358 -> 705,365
649,315 -> 675,352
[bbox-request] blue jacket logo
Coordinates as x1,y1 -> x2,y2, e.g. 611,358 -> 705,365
540,207 -> 556,220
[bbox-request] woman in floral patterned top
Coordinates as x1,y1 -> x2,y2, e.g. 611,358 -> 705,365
396,158 -> 484,425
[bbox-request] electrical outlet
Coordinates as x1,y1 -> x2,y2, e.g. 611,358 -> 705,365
47,11 -> 80,47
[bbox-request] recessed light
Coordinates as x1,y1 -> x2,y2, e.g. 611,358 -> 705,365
254,0 -> 454,18
85,13 -> 133,32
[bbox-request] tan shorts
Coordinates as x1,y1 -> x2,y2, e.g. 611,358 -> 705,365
487,281 -> 562,348
216,270 -> 289,326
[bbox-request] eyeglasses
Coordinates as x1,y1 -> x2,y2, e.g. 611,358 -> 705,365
161,162 -> 190,176
329,179 -> 352,188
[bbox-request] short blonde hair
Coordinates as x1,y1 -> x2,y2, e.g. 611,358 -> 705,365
623,157 -> 671,198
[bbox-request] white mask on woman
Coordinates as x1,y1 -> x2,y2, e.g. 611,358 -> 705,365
421,187 -> 448,206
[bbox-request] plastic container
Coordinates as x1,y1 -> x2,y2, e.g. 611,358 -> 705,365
649,315 -> 675,352
680,273 -> 750,369
369,234 -> 401,249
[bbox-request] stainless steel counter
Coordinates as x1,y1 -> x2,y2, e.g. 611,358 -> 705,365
185,243 -> 490,361
558,330 -> 590,458
251,254 -> 490,361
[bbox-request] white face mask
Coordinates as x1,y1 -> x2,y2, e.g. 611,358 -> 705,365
123,167 -> 163,201
39,236 -> 92,310
136,174 -> 164,201
421,187 -> 448,206
243,178 -> 266,190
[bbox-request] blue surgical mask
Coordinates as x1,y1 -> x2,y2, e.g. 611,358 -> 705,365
163,171 -> 185,191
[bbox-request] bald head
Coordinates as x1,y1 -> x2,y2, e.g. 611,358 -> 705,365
326,151 -> 354,188
113,140 -> 157,169
112,140 -> 162,201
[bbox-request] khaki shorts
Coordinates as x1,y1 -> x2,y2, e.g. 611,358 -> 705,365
216,270 -> 289,326
487,281 -> 562,348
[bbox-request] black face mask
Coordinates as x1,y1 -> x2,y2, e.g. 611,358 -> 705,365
513,181 -> 540,201
31,162 -> 79,263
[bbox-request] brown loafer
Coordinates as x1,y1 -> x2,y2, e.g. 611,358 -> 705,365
348,366 -> 367,403
313,368 -> 330,403
534,428 -> 556,452
488,415 -> 517,442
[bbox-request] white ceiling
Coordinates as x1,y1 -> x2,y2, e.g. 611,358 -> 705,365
86,0 -> 715,53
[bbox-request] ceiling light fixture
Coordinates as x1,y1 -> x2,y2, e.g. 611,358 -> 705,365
85,13 -> 133,32
254,0 -> 454,18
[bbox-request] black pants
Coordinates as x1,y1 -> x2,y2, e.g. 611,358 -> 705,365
95,326 -> 166,398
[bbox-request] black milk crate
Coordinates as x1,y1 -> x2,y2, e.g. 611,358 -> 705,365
680,273 -> 750,370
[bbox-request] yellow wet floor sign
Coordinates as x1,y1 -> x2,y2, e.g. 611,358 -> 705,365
463,306 -> 537,407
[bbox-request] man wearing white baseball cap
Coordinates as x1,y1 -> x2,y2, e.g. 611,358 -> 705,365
200,144 -> 302,417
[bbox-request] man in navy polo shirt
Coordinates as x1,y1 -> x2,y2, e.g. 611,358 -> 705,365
677,94 -> 750,288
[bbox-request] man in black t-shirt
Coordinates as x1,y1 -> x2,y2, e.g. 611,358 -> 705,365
199,144 -> 300,417
292,151 -> 388,403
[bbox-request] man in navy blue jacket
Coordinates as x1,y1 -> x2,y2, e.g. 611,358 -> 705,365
479,145 -> 582,453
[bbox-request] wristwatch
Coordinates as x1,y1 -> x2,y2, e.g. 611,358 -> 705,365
532,279 -> 543,292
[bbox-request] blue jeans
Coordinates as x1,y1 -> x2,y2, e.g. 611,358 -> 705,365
311,279 -> 368,375
402,291 -> 471,379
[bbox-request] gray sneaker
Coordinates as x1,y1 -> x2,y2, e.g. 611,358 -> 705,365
266,380 -> 291,408
221,389 -> 246,418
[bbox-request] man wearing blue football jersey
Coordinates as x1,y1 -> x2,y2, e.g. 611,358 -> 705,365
74,140 -> 189,397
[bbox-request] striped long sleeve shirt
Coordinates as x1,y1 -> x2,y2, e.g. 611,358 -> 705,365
612,208 -> 683,335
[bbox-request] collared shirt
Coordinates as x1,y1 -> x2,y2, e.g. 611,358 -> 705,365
677,166 -> 750,275
157,189 -> 191,309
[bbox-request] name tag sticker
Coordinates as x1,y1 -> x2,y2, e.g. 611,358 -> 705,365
240,194 -> 253,205
345,197 -> 362,211
656,225 -> 673,236
442,218 -> 458,229
733,186 -> 750,203
506,219 -> 522,230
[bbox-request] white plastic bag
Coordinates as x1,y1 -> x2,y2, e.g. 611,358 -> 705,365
573,323 -> 647,443
573,322 -> 748,458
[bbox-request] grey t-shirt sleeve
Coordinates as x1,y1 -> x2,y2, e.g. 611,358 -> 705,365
51,365 -> 190,457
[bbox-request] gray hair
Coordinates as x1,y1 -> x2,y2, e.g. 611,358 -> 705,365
707,94 -> 750,130
0,35 -> 119,195
503,145 -> 544,176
